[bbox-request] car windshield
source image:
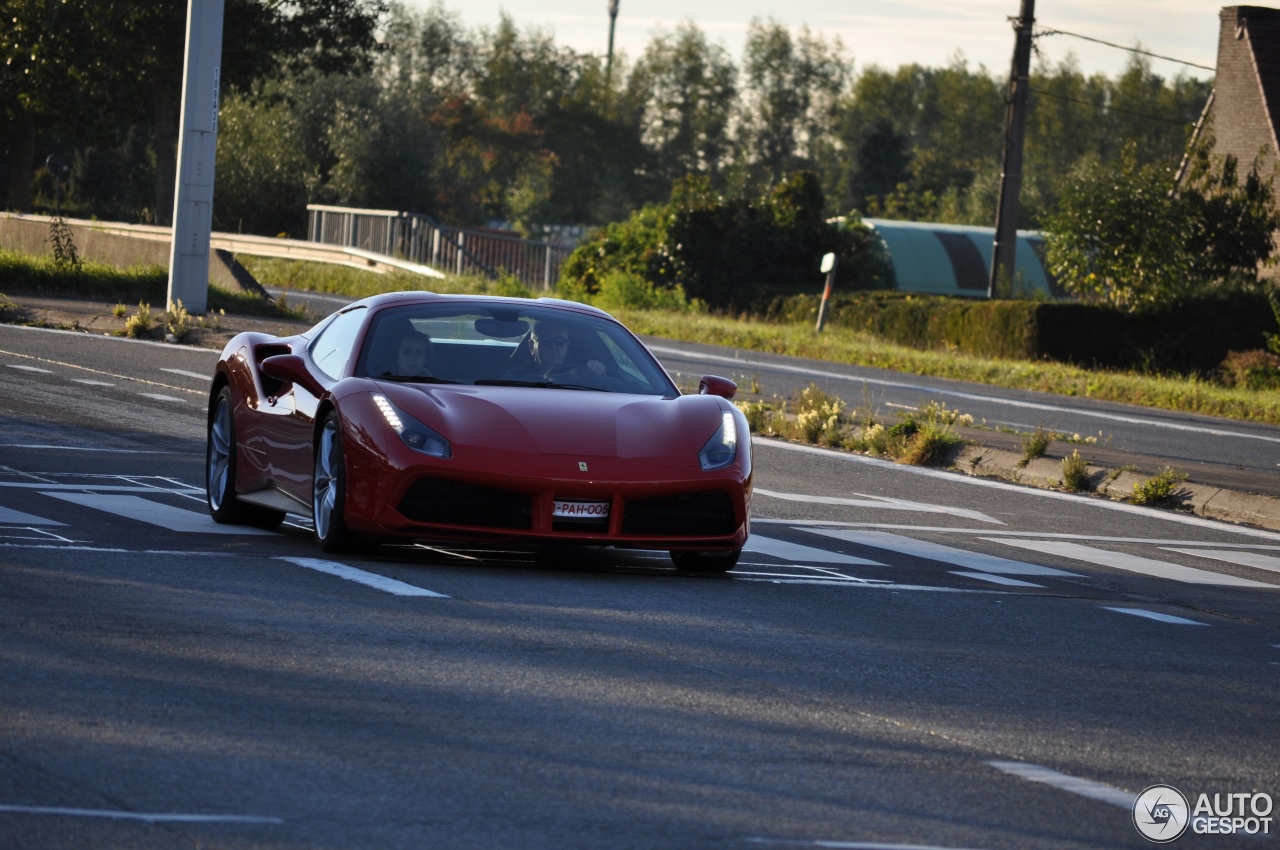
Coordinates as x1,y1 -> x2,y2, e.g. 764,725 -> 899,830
354,302 -> 679,395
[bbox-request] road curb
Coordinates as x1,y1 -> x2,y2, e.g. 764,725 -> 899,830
951,444 -> 1280,532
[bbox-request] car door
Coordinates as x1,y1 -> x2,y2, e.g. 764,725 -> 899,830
261,306 -> 368,503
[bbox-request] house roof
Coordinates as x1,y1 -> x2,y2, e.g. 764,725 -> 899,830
1233,6 -> 1280,160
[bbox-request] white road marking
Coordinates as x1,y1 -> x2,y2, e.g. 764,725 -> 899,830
989,539 -> 1277,588
278,557 -> 449,597
6,364 -> 53,373
0,343 -> 211,389
653,345 -> 1280,445
137,393 -> 186,403
160,368 -> 210,380
71,379 -> 115,387
747,839 -> 996,850
0,444 -> 187,455
745,534 -> 884,566
1163,548 -> 1280,575
806,529 -> 1081,577
1102,607 -> 1208,626
735,570 -> 884,584
986,760 -> 1134,808
754,488 -> 1002,524
0,482 -> 202,494
757,439 -> 1280,540
0,506 -> 63,525
737,576 -> 984,593
0,804 -> 282,824
752,517 -> 1280,546
950,571 -> 1043,588
40,492 -> 275,535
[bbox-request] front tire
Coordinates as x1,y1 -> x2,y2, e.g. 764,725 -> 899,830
669,548 -> 741,573
207,387 -> 284,528
313,411 -> 365,553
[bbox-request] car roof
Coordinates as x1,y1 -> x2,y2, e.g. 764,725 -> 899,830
352,291 -> 614,321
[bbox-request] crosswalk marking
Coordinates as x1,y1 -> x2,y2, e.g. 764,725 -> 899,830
279,557 -> 449,597
41,492 -> 275,535
987,760 -> 1134,808
951,571 -> 1043,588
0,506 -> 63,526
752,488 -> 1002,524
160,368 -> 210,381
744,534 -> 883,566
806,528 -> 1082,576
1102,607 -> 1208,626
1,482 -> 201,493
989,539 -> 1277,588
1163,548 -> 1280,575
8,475 -> 1280,595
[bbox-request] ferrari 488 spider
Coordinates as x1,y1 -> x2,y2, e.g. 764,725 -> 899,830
205,292 -> 751,571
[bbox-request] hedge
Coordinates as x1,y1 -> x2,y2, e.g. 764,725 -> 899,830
765,290 -> 1277,373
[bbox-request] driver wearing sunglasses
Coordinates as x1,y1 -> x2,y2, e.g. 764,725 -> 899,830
513,320 -> 606,381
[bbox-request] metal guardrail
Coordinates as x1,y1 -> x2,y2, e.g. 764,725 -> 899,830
306,204 -> 572,290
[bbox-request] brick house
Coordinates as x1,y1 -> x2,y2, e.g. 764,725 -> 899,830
1206,5 -> 1280,280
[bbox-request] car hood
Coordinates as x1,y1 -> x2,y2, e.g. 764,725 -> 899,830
382,384 -> 726,459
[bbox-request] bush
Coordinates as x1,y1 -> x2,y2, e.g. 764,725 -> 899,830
1219,349 -> 1280,390
590,271 -> 699,312
1131,467 -> 1189,507
559,172 -> 893,313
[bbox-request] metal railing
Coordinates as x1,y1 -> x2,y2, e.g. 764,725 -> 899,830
306,204 -> 572,289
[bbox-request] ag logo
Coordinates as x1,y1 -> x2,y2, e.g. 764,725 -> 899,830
1134,784 -> 1189,843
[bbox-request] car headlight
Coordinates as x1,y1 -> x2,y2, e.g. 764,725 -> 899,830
373,393 -> 451,458
698,410 -> 737,470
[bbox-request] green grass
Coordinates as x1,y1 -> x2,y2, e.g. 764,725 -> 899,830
0,248 -> 298,319
234,255 -> 536,301
1130,467 -> 1190,506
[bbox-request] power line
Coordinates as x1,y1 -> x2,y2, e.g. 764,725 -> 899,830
1028,86 -> 1198,126
1034,27 -> 1215,72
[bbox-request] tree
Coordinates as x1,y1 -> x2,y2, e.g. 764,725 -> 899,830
1,0 -> 386,220
848,120 -> 911,206
214,81 -> 322,236
628,22 -> 737,183
737,19 -> 847,187
1043,136 -> 1279,312
0,0 -> 142,211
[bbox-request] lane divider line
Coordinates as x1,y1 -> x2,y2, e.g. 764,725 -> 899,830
278,557 -> 449,598
1102,607 -> 1208,626
986,760 -> 1134,808
0,804 -> 282,824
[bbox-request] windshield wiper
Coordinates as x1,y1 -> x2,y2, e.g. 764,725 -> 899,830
474,378 -> 598,391
376,373 -> 460,384
474,378 -> 555,388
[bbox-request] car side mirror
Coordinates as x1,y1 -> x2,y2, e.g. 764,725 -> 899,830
698,375 -> 737,399
261,354 -> 325,396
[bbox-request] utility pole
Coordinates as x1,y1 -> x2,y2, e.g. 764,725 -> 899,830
167,0 -> 225,316
606,0 -> 619,83
988,0 -> 1035,299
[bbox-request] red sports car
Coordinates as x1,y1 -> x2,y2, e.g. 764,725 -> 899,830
205,292 -> 751,571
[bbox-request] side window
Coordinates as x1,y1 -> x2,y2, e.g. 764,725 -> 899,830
310,307 -> 367,380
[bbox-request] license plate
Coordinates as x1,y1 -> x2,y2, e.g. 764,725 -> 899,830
553,500 -> 610,520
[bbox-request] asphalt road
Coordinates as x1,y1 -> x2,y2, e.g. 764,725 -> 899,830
2,323 -> 1279,849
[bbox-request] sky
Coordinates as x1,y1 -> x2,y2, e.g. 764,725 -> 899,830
405,0 -> 1222,81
